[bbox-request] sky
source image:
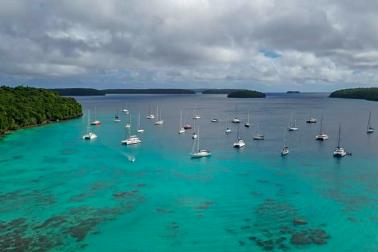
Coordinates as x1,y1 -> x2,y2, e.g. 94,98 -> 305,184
1,0 -> 378,91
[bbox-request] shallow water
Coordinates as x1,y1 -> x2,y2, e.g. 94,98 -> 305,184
0,93 -> 377,251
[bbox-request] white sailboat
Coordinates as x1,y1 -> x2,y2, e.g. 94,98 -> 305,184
225,119 -> 231,134
121,126 -> 141,145
154,105 -> 164,125
233,125 -> 246,148
288,113 -> 298,131
114,111 -> 121,122
178,110 -> 185,134
90,107 -> 101,125
211,118 -> 219,122
367,112 -> 374,134
83,110 -> 97,140
333,124 -> 347,158
191,127 -> 211,158
146,104 -> 155,119
193,109 -> 201,120
192,119 -> 198,139
253,123 -> 264,140
232,105 -> 240,123
306,113 -> 317,123
315,116 -> 329,141
137,113 -> 144,133
125,112 -> 131,128
123,104 -> 129,114
281,130 -> 289,156
244,112 -> 251,128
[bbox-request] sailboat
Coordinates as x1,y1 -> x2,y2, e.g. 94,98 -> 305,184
253,123 -> 264,140
154,105 -> 164,125
233,124 -> 246,148
121,125 -> 141,145
125,112 -> 131,128
281,130 -> 289,156
114,111 -> 121,122
333,124 -> 347,158
90,107 -> 101,125
315,116 -> 329,141
232,105 -> 240,123
225,118 -> 231,134
137,113 -> 144,133
193,109 -> 201,119
288,113 -> 298,131
191,127 -> 211,158
178,110 -> 185,134
123,105 -> 129,114
244,112 -> 251,128
306,113 -> 317,123
192,119 -> 198,139
211,118 -> 219,122
146,104 -> 155,119
367,112 -> 374,134
83,110 -> 98,140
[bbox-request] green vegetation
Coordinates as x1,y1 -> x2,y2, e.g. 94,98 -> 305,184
202,89 -> 243,94
329,88 -> 378,101
0,86 -> 82,136
51,88 -> 105,96
103,89 -> 195,94
227,90 -> 266,98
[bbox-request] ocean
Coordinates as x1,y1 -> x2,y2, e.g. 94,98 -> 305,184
0,93 -> 377,251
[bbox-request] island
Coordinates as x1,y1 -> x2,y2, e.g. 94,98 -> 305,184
202,89 -> 243,94
50,88 -> 105,96
227,90 -> 266,98
329,87 -> 378,101
287,91 -> 300,94
0,86 -> 82,136
103,89 -> 195,94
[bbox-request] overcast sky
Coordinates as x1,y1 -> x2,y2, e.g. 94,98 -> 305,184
1,0 -> 378,91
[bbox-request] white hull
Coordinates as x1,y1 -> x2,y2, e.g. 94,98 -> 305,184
315,134 -> 329,141
178,128 -> 185,134
90,120 -> 101,126
367,128 -> 374,134
191,150 -> 211,158
232,118 -> 240,123
211,119 -> 218,122
225,129 -> 231,134
253,134 -> 264,140
193,116 -> 201,120
192,134 -> 198,139
333,148 -> 346,157
288,127 -> 298,131
125,124 -> 131,128
233,140 -> 246,148
137,129 -> 144,133
146,114 -> 155,119
154,120 -> 164,125
83,132 -> 97,140
121,136 -> 141,145
114,119 -> 121,122
281,147 -> 289,156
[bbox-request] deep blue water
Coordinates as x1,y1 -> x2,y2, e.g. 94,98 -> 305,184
0,93 -> 377,251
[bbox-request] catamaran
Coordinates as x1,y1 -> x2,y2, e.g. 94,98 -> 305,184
90,107 -> 101,125
288,113 -> 298,131
137,113 -> 144,133
83,110 -> 98,140
245,112 -> 251,128
315,116 -> 329,141
121,126 -> 141,145
333,124 -> 347,158
367,112 -> 374,134
191,128 -> 211,158
178,110 -> 185,134
233,125 -> 246,148
154,105 -> 164,125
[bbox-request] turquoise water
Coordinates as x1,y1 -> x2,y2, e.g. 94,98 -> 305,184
1,93 -> 378,251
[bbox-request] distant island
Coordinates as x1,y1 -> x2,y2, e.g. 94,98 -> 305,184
202,89 -> 243,94
51,88 -> 195,96
227,90 -> 266,98
0,86 -> 82,136
286,91 -> 300,94
329,88 -> 378,101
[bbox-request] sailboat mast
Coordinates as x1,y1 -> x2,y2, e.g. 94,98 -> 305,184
138,113 -> 141,128
368,112 -> 372,130
197,127 -> 200,152
180,110 -> 183,128
320,116 -> 323,133
337,124 -> 341,148
87,110 -> 90,133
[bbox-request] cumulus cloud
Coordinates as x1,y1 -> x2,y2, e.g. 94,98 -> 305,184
0,0 -> 377,90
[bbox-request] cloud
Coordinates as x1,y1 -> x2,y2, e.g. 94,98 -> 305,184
0,0 -> 377,90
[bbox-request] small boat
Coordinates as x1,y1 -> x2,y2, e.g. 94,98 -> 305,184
184,124 -> 192,130
211,118 -> 219,122
281,146 -> 289,156
315,116 -> 329,141
233,125 -> 246,148
244,112 -> 251,128
123,105 -> 129,114
191,128 -> 211,158
114,111 -> 121,122
178,110 -> 185,134
225,119 -> 231,134
193,109 -> 200,120
146,105 -> 155,119
154,105 -> 164,125
333,124 -> 347,158
232,118 -> 240,123
306,114 -> 317,124
121,135 -> 141,145
288,113 -> 298,131
253,134 -> 264,140
137,113 -> 144,133
367,112 -> 374,134
90,107 -> 101,125
83,110 -> 97,140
